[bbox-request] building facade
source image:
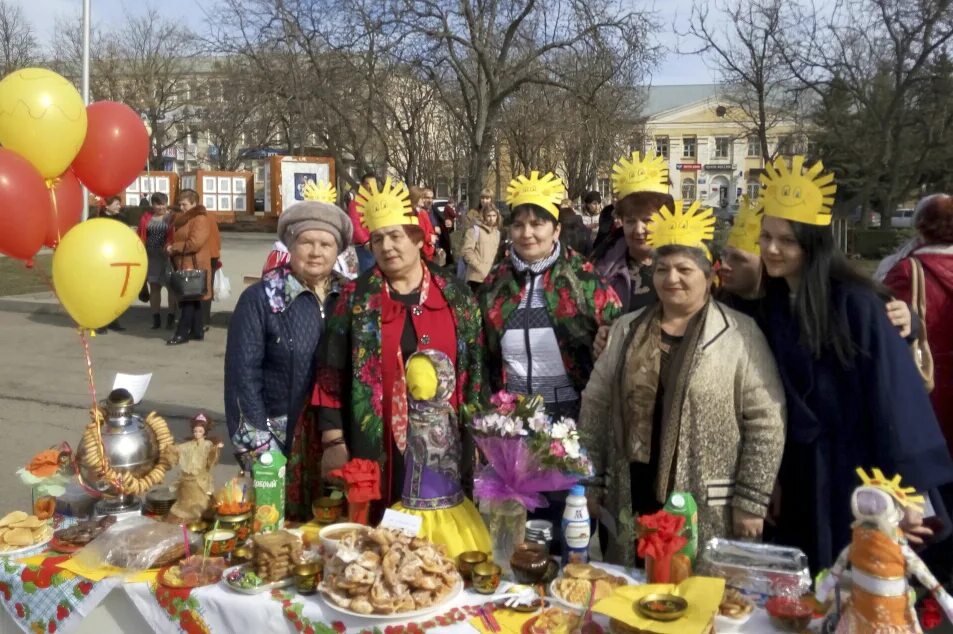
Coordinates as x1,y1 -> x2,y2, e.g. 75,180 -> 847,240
640,85 -> 804,216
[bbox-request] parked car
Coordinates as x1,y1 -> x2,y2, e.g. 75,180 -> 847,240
891,208 -> 915,228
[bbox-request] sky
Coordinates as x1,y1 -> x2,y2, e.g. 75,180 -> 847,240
30,0 -> 749,86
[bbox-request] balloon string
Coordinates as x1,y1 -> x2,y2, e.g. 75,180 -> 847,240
46,181 -> 62,246
79,332 -> 121,495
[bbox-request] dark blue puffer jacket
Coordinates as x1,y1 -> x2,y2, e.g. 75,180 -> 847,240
224,265 -> 342,457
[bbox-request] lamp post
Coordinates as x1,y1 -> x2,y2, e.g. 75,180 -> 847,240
80,0 -> 91,221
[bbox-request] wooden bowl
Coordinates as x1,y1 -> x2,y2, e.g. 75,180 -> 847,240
204,529 -> 237,557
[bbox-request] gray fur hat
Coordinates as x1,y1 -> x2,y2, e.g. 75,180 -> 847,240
277,201 -> 353,251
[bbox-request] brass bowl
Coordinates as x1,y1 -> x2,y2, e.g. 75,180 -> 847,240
187,520 -> 209,534
457,550 -> 487,580
637,594 -> 688,621
230,545 -> 253,565
471,562 -> 502,595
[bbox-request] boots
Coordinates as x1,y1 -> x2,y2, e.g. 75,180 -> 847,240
151,314 -> 161,329
166,314 -> 176,330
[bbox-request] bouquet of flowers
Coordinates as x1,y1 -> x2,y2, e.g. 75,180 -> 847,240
472,391 -> 592,511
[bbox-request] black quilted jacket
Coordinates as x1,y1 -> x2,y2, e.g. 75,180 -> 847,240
224,265 -> 342,455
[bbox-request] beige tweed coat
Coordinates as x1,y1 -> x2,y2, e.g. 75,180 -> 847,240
579,301 -> 786,564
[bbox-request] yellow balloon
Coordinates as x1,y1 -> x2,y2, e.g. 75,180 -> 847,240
52,219 -> 147,329
0,68 -> 87,179
406,355 -> 439,401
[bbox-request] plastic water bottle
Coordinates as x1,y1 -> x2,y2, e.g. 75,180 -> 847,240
562,484 -> 590,565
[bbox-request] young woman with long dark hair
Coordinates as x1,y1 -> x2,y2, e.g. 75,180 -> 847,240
757,156 -> 953,573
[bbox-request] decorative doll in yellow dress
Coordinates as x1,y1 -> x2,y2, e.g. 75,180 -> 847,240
169,414 -> 224,522
390,350 -> 491,558
817,468 -> 953,633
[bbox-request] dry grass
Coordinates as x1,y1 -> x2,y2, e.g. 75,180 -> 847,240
0,254 -> 53,297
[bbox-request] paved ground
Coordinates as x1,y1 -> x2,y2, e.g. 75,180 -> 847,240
0,233 -> 275,515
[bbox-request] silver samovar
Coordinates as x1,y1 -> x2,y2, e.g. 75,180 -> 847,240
77,389 -> 159,515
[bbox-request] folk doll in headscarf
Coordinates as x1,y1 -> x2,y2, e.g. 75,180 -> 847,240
389,349 -> 491,558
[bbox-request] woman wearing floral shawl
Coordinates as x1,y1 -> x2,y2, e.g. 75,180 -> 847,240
314,178 -> 486,523
479,171 -> 622,421
478,171 -> 622,545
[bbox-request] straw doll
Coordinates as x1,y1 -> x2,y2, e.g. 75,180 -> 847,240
817,468 -> 953,632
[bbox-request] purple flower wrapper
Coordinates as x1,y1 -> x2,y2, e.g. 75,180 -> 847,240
473,436 -> 580,511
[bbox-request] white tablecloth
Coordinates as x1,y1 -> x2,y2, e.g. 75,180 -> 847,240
0,580 -> 816,634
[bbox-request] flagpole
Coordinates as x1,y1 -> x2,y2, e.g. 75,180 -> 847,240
80,0 -> 91,221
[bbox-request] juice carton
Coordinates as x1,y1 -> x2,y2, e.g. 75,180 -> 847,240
252,451 -> 287,533
664,491 -> 698,562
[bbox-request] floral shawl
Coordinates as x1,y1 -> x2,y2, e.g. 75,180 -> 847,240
315,264 -> 486,472
479,245 -> 623,394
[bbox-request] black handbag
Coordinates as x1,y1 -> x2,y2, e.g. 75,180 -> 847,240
138,283 -> 150,303
170,254 -> 208,301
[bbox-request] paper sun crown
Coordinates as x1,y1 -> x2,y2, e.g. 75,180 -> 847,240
356,177 -> 415,233
759,155 -> 836,226
612,151 -> 670,199
856,467 -> 925,512
726,195 -> 764,255
302,180 -> 337,205
646,200 -> 716,259
505,171 -> 565,219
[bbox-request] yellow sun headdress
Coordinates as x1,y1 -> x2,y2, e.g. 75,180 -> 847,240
856,467 -> 925,512
611,151 -> 670,199
302,180 -> 337,205
505,171 -> 565,219
726,195 -> 764,256
355,177 -> 415,233
759,155 -> 837,226
646,200 -> 716,260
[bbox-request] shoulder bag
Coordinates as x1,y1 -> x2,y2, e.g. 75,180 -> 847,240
909,256 -> 935,393
170,253 -> 208,301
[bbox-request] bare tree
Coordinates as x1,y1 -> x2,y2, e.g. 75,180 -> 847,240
209,0 -> 401,187
681,0 -> 796,161
53,9 -> 202,169
0,1 -> 36,75
194,57 -> 278,170
391,0 -> 658,203
779,0 -> 953,219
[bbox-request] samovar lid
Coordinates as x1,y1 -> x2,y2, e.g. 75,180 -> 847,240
104,388 -> 136,418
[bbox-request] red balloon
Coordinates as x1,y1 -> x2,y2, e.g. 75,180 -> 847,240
0,149 -> 50,261
71,101 -> 149,197
44,170 -> 84,248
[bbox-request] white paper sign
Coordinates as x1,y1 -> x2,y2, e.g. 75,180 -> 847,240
380,509 -> 423,536
112,373 -> 153,404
